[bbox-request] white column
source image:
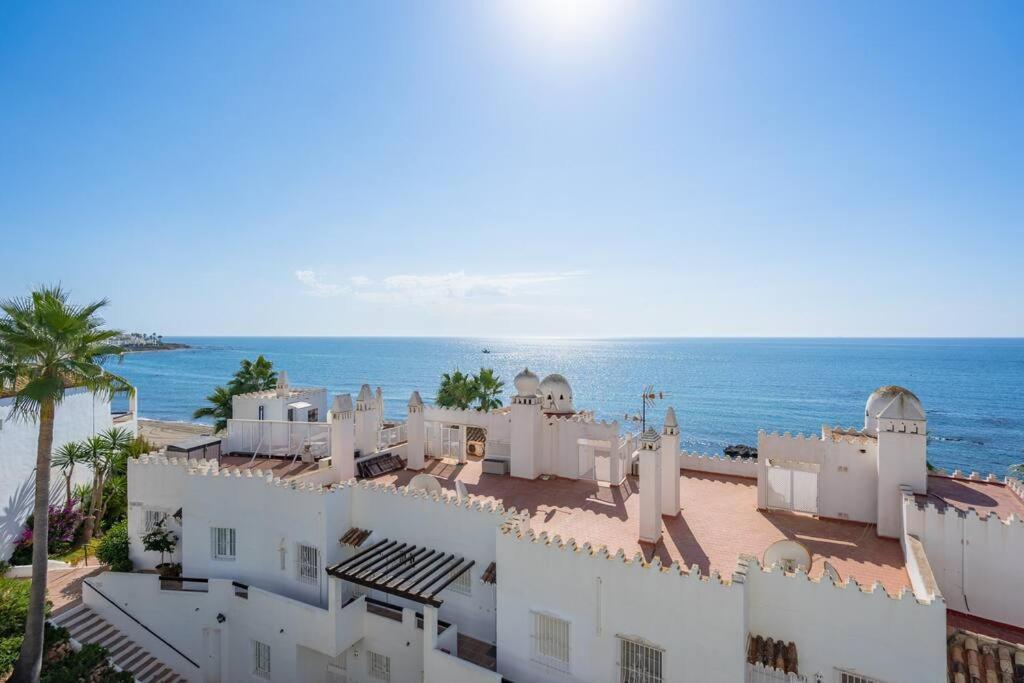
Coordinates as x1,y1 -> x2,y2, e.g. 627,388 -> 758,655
407,391 -> 425,470
329,394 -> 355,481
661,407 -> 681,516
638,428 -> 663,544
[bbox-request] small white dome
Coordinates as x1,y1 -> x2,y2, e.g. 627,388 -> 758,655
408,473 -> 443,496
408,390 -> 423,407
539,373 -> 574,414
514,367 -> 540,397
664,406 -> 678,429
864,385 -> 925,434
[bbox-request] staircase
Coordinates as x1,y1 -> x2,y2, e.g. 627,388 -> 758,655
50,604 -> 187,682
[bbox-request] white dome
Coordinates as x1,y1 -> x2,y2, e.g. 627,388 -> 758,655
514,367 -> 540,397
864,385 -> 925,434
408,473 -> 443,496
539,373 -> 574,414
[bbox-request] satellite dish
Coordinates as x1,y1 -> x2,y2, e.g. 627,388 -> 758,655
763,539 -> 811,573
409,473 -> 443,496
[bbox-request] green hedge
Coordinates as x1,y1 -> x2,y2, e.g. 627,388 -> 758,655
95,520 -> 132,572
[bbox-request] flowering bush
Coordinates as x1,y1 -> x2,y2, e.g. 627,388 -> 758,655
9,502 -> 83,564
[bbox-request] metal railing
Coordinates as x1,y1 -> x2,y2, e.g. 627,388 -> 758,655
82,579 -> 199,669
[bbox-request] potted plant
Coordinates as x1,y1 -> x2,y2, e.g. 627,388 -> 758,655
142,518 -> 180,578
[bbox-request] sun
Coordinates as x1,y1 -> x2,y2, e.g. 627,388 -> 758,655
504,0 -> 632,52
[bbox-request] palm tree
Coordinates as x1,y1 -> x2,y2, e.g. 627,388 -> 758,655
436,370 -> 477,410
52,441 -> 89,506
472,368 -> 504,411
228,354 -> 277,393
192,384 -> 235,433
0,285 -> 130,682
80,427 -> 134,543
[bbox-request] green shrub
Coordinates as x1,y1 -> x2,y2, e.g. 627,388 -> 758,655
0,576 -> 34,676
0,634 -> 21,676
96,520 -> 132,572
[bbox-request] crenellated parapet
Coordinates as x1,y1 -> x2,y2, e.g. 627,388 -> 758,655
679,450 -> 758,478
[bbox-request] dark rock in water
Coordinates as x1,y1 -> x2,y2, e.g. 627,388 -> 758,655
724,444 -> 758,459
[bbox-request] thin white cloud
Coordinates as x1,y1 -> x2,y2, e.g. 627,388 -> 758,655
295,270 -> 349,297
297,269 -> 585,304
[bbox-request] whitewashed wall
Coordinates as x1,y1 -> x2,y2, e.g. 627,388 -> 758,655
1,388 -> 114,560
679,451 -> 758,478
904,485 -> 1024,628
495,529 -> 747,683
127,456 -> 189,568
743,558 -> 946,683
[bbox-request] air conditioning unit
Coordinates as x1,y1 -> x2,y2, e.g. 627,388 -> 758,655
467,442 -> 482,457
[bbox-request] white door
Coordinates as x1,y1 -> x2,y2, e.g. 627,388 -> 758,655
202,628 -> 221,683
792,470 -> 818,514
577,444 -> 595,480
442,426 -> 463,461
767,466 -> 792,509
594,448 -> 611,483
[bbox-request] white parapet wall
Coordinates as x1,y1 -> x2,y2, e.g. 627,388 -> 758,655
679,450 -> 758,478
495,527 -> 747,683
741,556 -> 947,682
903,482 -> 1024,628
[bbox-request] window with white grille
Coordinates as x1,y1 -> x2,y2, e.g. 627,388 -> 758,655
618,636 -> 663,683
143,509 -> 165,533
251,639 -> 271,679
448,567 -> 471,596
367,650 -> 390,681
211,527 -> 236,560
531,611 -> 570,672
837,671 -> 886,683
297,543 -> 320,585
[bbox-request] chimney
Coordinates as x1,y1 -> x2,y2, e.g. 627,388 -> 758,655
275,371 -> 290,397
661,407 -> 681,516
329,394 -> 355,480
638,427 -> 663,544
406,391 -> 425,470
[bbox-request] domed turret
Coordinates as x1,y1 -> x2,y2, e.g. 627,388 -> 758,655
514,367 -> 540,397
864,385 -> 925,435
539,373 -> 574,414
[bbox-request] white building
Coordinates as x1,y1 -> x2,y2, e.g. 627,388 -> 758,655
1,386 -> 137,560
71,372 -> 1023,682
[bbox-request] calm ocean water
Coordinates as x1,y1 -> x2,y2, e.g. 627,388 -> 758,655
110,337 -> 1024,476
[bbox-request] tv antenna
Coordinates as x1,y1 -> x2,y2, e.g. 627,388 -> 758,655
624,385 -> 668,433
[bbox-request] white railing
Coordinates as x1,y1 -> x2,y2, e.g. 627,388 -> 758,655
378,423 -> 408,451
225,419 -> 331,459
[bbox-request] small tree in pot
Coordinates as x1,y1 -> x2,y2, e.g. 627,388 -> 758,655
142,518 -> 179,578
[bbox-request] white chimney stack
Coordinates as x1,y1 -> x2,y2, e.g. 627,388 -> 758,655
328,394 -> 355,480
407,391 -> 425,470
638,427 -> 663,544
661,407 -> 681,516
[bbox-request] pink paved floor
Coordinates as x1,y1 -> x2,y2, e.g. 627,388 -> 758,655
376,459 -> 910,595
214,455 -> 319,479
917,475 -> 1024,521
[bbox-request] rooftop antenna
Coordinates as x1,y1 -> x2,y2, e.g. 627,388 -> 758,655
625,385 -> 668,433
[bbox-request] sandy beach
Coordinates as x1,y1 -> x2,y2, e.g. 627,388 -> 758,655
138,418 -> 214,449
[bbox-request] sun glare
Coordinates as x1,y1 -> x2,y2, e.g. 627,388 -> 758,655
504,0 -> 632,52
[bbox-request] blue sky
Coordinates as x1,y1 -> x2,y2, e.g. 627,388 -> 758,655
1,1 -> 1021,337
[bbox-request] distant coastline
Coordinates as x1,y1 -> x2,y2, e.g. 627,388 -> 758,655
119,342 -> 191,353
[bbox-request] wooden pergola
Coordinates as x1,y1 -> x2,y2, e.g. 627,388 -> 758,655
325,538 -> 474,608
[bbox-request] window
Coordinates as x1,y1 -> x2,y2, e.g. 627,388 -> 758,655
367,650 -> 390,681
448,567 -> 471,596
297,543 -> 320,585
837,672 -> 887,683
211,527 -> 236,560
258,405 -> 265,420
287,408 -> 295,422
308,409 -> 319,422
618,636 -> 663,683
251,640 -> 271,679
143,509 -> 166,533
531,611 -> 570,672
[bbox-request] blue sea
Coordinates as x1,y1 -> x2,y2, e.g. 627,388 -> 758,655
110,337 -> 1024,476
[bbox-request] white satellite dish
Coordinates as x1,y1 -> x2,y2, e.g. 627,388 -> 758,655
763,539 -> 811,573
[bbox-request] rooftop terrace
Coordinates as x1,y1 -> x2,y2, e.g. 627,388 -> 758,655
376,459 -> 911,595
916,474 -> 1024,521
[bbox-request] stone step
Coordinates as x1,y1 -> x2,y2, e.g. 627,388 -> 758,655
48,606 -> 184,682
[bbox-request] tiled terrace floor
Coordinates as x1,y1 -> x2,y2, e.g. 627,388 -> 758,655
917,475 -> 1024,521
376,459 -> 910,595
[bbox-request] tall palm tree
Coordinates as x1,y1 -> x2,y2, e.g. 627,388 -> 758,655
192,384 -> 235,433
228,354 -> 277,393
473,368 -> 505,411
51,440 -> 89,506
436,369 -> 477,410
0,286 -> 130,682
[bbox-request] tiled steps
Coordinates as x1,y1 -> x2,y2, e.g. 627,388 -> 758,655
51,604 -> 185,682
